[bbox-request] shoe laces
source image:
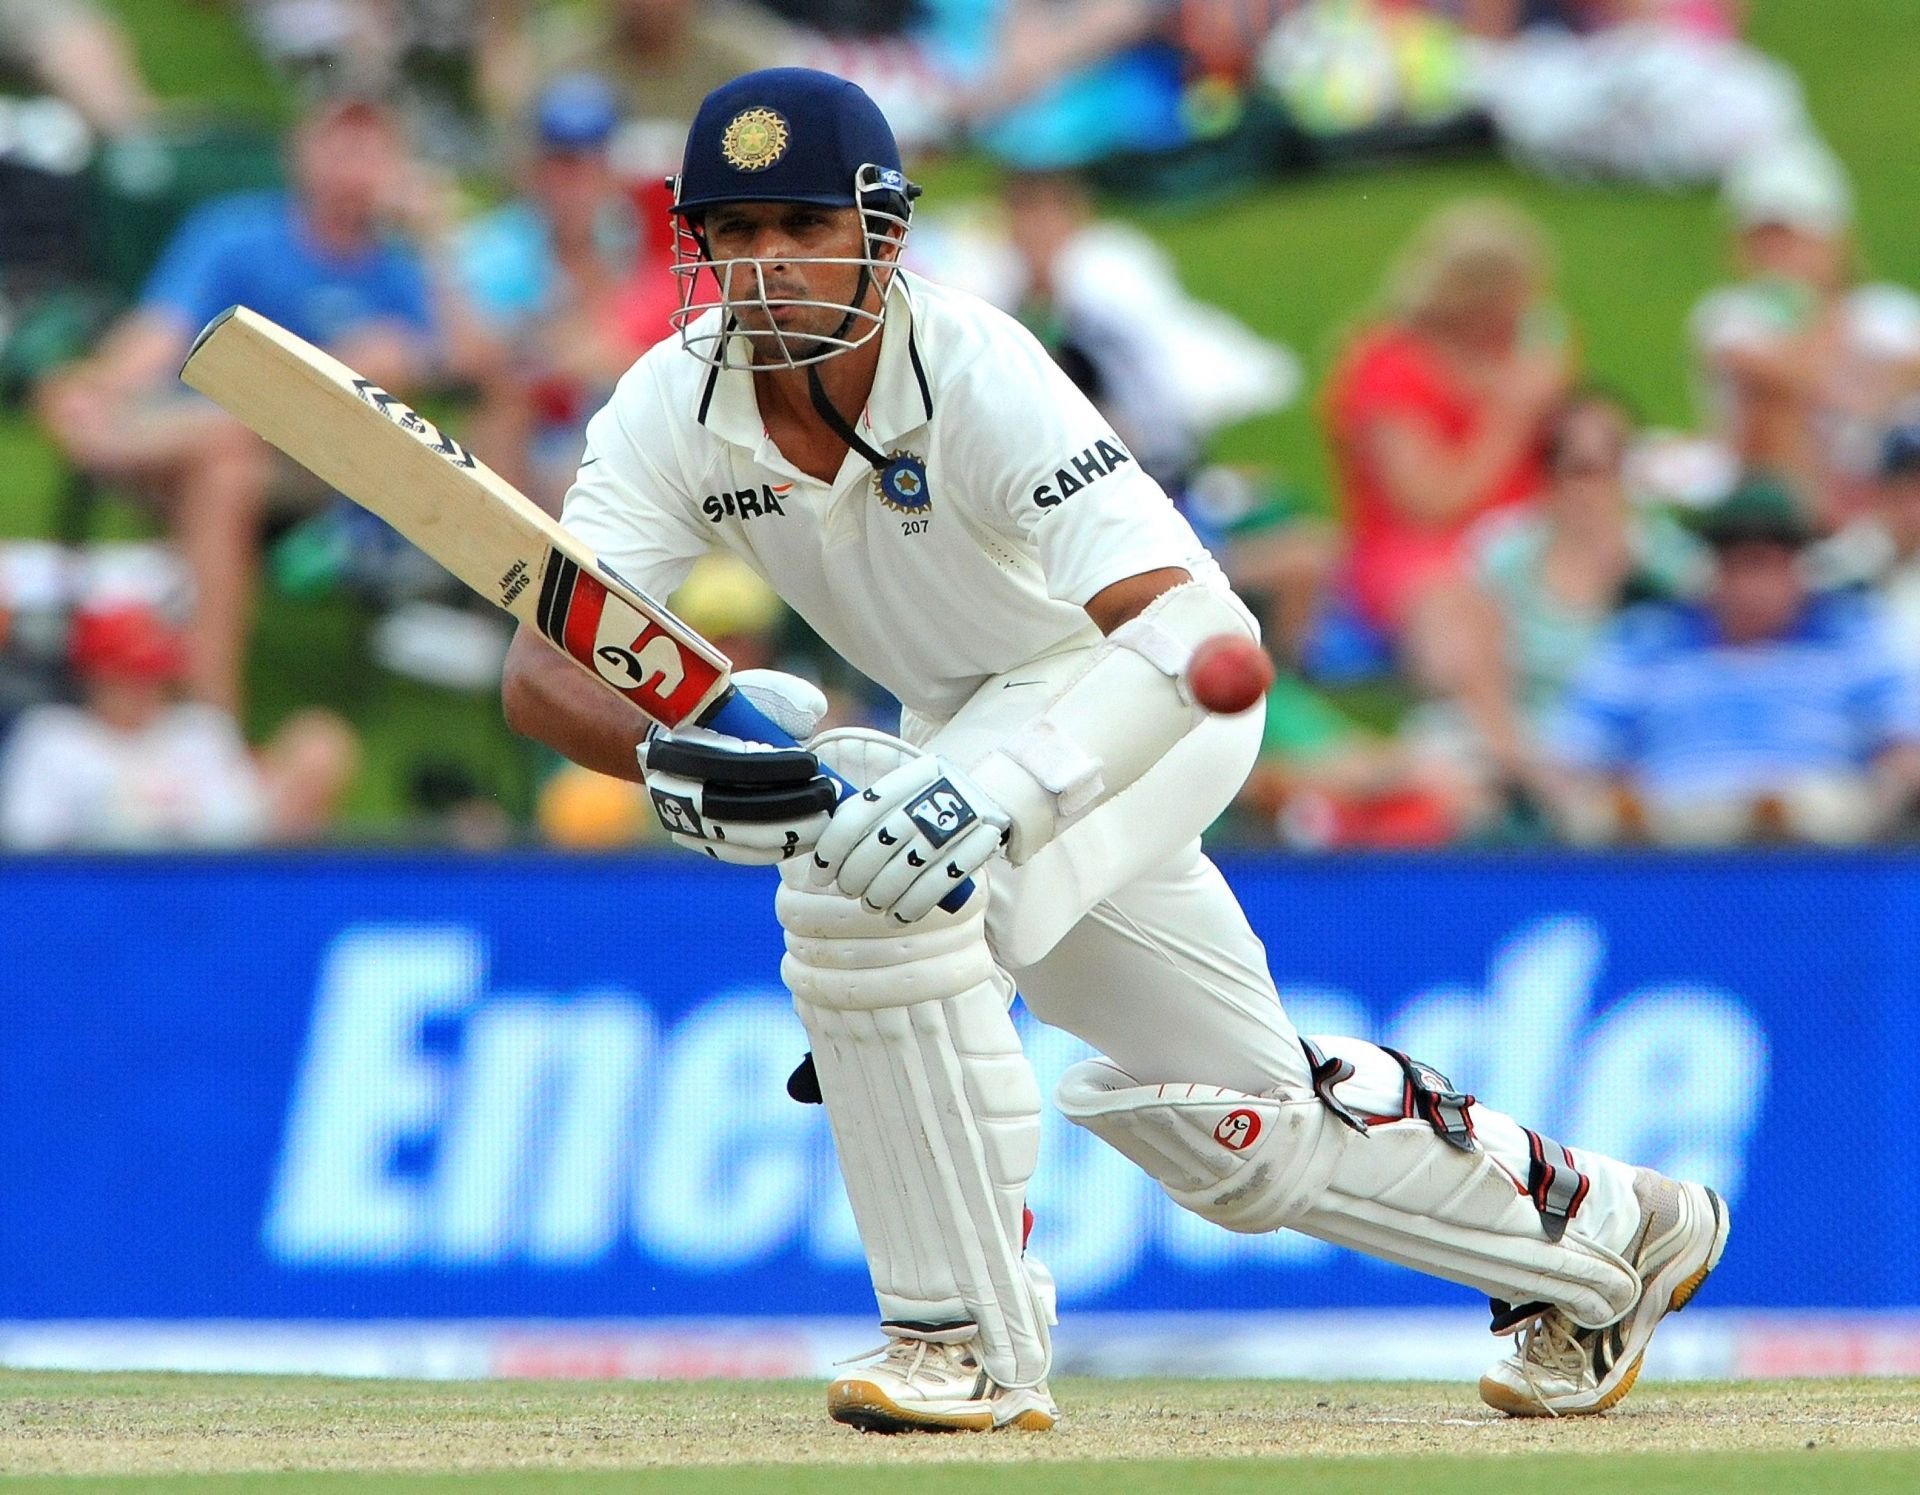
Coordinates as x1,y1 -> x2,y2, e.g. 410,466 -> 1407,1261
835,1337 -> 974,1379
1510,1309 -> 1589,1417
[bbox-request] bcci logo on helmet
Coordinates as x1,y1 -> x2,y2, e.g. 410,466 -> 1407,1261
721,107 -> 790,171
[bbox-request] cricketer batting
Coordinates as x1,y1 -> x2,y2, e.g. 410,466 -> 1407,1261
501,68 -> 1730,1430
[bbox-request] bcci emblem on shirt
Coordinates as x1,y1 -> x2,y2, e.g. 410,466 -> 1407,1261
875,451 -> 931,514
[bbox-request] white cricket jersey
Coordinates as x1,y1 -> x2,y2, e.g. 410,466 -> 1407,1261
560,271 -> 1225,720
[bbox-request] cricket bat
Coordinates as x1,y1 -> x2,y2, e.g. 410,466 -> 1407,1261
180,305 -> 974,909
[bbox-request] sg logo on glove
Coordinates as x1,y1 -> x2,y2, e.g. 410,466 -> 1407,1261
814,756 -> 1011,922
649,788 -> 704,838
904,780 -> 976,848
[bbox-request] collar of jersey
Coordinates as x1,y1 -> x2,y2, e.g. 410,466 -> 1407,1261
692,272 -> 935,467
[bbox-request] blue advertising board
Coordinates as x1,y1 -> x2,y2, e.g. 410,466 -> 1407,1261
0,851 -> 1912,1335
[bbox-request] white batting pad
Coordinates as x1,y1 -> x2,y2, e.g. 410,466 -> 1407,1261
780,726 -> 1050,1389
1059,1056 -> 1640,1330
798,987 -> 1048,1384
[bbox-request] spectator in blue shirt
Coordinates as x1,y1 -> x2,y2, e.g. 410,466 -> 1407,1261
453,73 -> 671,511
1547,477 -> 1920,844
35,96 -> 443,713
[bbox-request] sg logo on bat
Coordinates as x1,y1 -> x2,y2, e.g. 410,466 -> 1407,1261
534,553 -> 724,726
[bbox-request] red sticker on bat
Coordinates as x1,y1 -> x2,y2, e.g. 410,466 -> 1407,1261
535,554 -> 724,727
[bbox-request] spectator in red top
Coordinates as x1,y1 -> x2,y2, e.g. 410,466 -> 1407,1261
0,602 -> 358,849
1324,199 -> 1569,659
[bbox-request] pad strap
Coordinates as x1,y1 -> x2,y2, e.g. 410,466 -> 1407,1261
1522,1128 -> 1593,1244
1382,1046 -> 1477,1153
1301,1037 -> 1370,1134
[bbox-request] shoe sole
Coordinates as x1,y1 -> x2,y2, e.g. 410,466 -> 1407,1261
1480,1185 -> 1730,1419
826,1378 -> 1055,1434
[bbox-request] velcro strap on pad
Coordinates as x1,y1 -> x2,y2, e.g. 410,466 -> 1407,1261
1301,1037 -> 1372,1134
1522,1128 -> 1592,1243
1109,613 -> 1193,679
1383,1046 -> 1477,1153
995,718 -> 1105,818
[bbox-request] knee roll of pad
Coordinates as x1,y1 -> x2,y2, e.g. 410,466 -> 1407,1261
1055,1056 -> 1341,1232
777,870 -> 997,1011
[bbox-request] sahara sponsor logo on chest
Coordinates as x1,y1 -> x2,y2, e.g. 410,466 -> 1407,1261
701,483 -> 792,523
1032,438 -> 1133,508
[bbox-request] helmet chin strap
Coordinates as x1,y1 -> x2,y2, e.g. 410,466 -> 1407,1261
802,260 -> 889,471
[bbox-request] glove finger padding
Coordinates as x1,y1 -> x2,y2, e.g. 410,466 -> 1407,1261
666,824 -> 828,864
642,715 -> 837,866
889,818 -> 1004,923
814,754 -> 1009,920
834,804 -> 925,899
644,734 -> 821,789
650,769 -> 834,864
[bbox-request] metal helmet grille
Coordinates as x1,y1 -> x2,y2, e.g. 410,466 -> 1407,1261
669,164 -> 912,371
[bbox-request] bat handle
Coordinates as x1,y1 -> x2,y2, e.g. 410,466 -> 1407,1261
699,687 -> 977,914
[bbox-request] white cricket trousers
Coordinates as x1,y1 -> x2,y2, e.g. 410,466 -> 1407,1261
904,639 -> 1644,1261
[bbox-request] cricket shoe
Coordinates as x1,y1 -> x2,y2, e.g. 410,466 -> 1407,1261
1479,1168 -> 1730,1417
827,1332 -> 1057,1433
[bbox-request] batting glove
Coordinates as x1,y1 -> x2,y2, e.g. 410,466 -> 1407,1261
811,754 -> 1010,922
640,670 -> 835,865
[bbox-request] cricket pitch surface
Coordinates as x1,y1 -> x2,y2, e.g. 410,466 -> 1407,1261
4,1373 -> 1919,1492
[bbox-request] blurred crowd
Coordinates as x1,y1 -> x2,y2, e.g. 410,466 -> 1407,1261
1,0 -> 1915,852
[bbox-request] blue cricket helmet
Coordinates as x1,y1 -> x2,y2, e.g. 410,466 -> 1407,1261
672,68 -> 919,220
668,68 -> 922,372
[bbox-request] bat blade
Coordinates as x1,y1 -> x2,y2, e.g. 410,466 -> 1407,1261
179,305 -> 730,730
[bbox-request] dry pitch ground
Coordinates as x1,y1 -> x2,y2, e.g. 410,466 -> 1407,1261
3,1374 -> 1920,1492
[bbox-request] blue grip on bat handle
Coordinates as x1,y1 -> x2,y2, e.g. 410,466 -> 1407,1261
699,687 -> 976,914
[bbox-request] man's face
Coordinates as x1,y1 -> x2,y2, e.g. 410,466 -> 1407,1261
1450,276 -> 1534,355
1877,470 -> 1920,556
295,112 -> 404,230
698,201 -> 895,364
533,147 -> 614,232
1740,222 -> 1845,289
1549,401 -> 1630,516
1710,540 -> 1807,644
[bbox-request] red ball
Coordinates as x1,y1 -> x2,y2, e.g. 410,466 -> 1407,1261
1186,634 -> 1275,715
